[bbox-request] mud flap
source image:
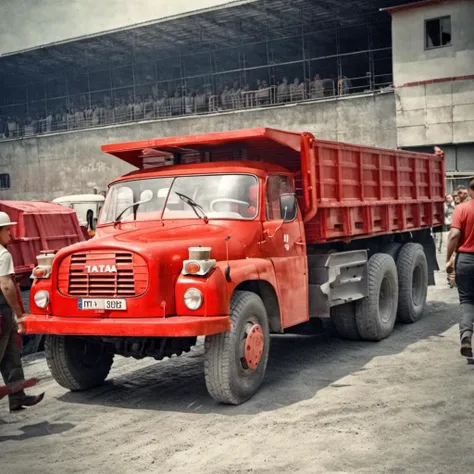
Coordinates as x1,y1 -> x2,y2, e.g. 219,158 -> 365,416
414,228 -> 438,286
308,250 -> 368,318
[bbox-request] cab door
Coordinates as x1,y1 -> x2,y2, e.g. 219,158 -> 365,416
262,174 -> 308,328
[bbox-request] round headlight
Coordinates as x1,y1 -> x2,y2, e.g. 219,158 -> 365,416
34,290 -> 50,309
184,288 -> 203,310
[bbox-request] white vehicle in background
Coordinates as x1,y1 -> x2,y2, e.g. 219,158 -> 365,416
53,194 -> 105,236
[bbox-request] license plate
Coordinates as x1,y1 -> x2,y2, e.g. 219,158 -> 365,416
78,298 -> 127,311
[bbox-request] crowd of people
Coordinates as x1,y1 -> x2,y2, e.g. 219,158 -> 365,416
0,74 -> 358,140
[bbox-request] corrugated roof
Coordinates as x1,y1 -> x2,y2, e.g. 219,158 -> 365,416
0,0 -> 420,82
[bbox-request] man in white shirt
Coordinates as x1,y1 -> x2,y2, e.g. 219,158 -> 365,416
0,212 -> 44,411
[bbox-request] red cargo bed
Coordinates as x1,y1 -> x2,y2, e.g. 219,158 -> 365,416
102,128 -> 445,244
304,139 -> 444,242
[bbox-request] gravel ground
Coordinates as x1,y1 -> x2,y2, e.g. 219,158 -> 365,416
1,246 -> 472,474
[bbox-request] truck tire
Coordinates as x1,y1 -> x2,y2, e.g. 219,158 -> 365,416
204,291 -> 270,405
381,242 -> 403,261
45,335 -> 114,391
332,303 -> 360,340
355,253 -> 398,341
396,243 -> 428,323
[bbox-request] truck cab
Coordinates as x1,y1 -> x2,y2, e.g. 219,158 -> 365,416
27,159 -> 309,403
24,128 -> 443,405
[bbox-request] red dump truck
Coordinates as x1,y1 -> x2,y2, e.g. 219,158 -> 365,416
24,128 -> 444,404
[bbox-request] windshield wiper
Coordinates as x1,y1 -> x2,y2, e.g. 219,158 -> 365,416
173,192 -> 208,223
113,192 -> 153,226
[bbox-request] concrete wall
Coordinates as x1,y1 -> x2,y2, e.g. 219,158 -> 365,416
395,77 -> 474,147
0,0 -> 255,56
0,92 -> 396,200
391,0 -> 474,85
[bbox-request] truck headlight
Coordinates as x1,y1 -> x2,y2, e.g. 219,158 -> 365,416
34,290 -> 50,309
184,288 -> 203,310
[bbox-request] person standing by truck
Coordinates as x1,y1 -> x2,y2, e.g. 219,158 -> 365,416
446,178 -> 474,358
456,185 -> 471,204
0,211 -> 44,411
443,193 -> 456,244
443,193 -> 457,288
436,193 -> 456,254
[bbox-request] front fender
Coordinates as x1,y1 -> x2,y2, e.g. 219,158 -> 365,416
218,259 -> 279,294
29,279 -> 52,315
175,266 -> 230,316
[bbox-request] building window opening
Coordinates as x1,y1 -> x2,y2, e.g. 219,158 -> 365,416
0,174 -> 10,189
425,16 -> 451,49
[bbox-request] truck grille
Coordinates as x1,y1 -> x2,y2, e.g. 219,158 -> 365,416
58,251 -> 148,297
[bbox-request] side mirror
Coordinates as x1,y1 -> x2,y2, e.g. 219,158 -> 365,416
280,193 -> 298,222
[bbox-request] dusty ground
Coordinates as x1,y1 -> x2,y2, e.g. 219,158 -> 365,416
1,245 -> 473,474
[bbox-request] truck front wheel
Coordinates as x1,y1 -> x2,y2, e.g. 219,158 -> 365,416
45,335 -> 114,391
355,253 -> 399,341
204,291 -> 270,405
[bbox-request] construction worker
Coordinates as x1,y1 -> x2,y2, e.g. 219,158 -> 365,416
0,211 -> 44,411
447,178 -> 474,358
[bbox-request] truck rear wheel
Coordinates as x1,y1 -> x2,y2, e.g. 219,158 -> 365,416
204,291 -> 270,405
396,243 -> 428,323
45,335 -> 114,391
332,303 -> 360,340
355,253 -> 399,341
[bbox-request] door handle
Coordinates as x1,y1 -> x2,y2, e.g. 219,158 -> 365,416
295,238 -> 305,246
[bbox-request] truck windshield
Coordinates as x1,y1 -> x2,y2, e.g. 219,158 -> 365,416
99,174 -> 259,224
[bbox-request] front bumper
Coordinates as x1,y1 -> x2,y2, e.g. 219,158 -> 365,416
24,314 -> 231,337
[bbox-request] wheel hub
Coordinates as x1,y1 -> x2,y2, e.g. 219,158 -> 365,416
244,324 -> 264,370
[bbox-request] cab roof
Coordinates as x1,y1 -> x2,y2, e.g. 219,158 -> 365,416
101,127 -> 304,170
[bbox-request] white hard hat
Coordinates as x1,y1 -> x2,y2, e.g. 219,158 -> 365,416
0,212 -> 17,227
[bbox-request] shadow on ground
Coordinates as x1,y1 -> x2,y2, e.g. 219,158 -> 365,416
0,421 -> 75,442
57,300 -> 459,416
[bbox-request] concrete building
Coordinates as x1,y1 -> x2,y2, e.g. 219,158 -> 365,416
385,0 -> 474,191
0,0 -> 472,199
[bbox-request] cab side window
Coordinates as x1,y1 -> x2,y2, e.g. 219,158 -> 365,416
266,175 -> 294,220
